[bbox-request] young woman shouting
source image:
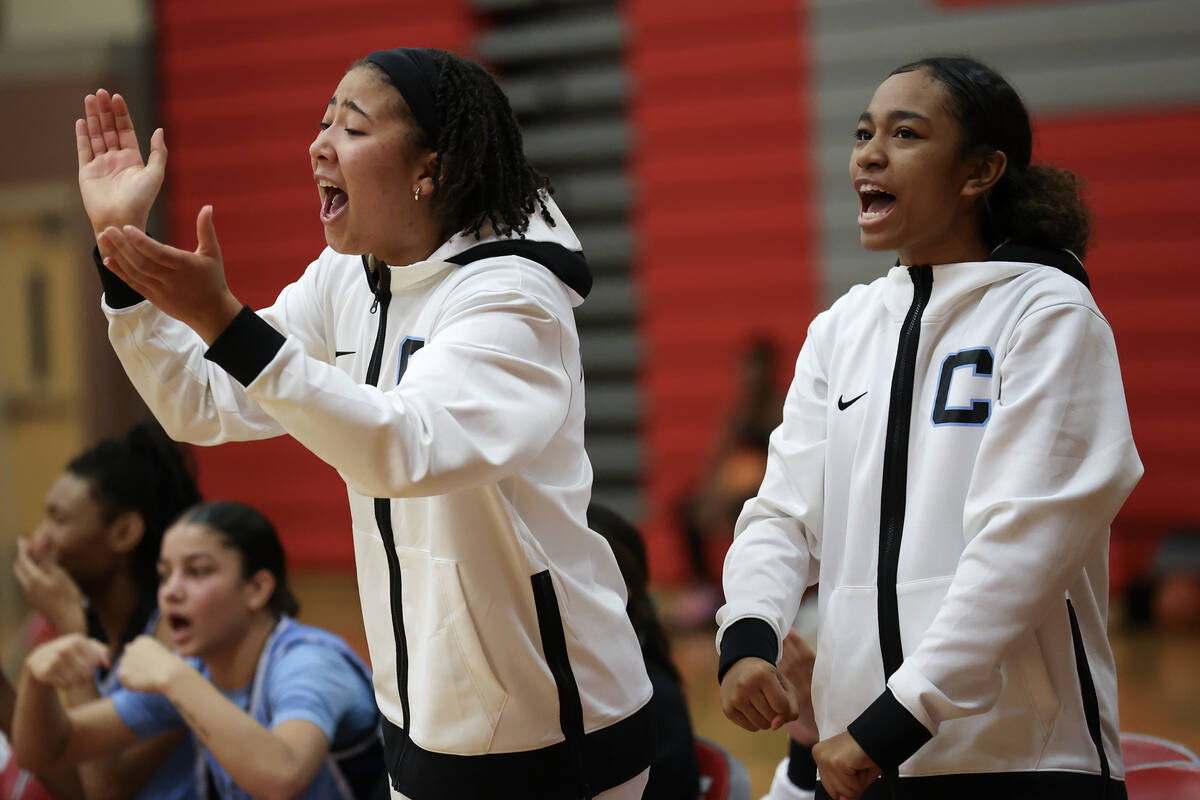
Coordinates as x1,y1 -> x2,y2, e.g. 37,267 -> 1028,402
718,56 -> 1141,800
75,46 -> 652,799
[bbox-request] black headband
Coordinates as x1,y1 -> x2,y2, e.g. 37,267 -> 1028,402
363,47 -> 442,145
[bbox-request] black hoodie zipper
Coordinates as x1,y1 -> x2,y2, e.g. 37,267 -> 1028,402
363,265 -> 412,736
877,265 -> 933,679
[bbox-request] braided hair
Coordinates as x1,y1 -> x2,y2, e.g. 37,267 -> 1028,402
891,56 -> 1091,257
359,50 -> 555,240
67,420 -> 202,608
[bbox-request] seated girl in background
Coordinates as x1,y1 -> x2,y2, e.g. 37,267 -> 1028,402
11,420 -> 201,800
587,504 -> 700,800
13,501 -> 385,800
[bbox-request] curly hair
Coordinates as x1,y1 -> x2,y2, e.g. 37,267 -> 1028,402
359,50 -> 554,241
891,56 -> 1091,257
67,420 -> 202,612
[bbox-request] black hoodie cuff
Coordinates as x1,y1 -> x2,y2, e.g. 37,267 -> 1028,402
786,739 -> 817,791
204,305 -> 286,387
717,618 -> 779,684
845,689 -> 933,770
92,246 -> 146,308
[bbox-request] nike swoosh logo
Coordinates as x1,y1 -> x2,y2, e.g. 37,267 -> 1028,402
837,391 -> 867,410
335,350 -> 355,358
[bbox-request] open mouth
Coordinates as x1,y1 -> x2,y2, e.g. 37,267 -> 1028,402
166,613 -> 194,642
319,182 -> 349,224
858,183 -> 896,224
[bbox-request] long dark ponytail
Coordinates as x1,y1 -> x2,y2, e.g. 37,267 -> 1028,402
587,504 -> 681,684
891,56 -> 1091,257
178,501 -> 300,619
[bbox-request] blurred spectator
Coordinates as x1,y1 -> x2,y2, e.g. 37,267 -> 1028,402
1126,529 -> 1200,632
672,338 -> 784,628
10,420 -> 201,800
588,504 -> 700,800
13,501 -> 385,800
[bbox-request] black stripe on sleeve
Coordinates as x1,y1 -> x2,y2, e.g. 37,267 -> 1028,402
787,739 -> 817,791
92,246 -> 146,308
203,305 -> 286,386
717,618 -> 779,683
846,688 -> 933,770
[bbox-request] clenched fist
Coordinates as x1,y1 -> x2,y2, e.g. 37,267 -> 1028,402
719,656 -> 799,732
812,730 -> 880,800
117,635 -> 186,695
26,634 -> 109,690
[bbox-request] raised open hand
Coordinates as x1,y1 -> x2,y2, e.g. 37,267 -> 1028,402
76,89 -> 166,238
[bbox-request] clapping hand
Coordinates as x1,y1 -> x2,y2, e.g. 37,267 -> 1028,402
96,207 -> 242,344
78,89 -> 241,342
76,89 -> 165,238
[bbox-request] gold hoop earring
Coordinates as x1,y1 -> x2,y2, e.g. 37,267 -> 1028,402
413,187 -> 421,202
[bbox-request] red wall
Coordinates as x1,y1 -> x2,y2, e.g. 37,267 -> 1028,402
626,0 -> 819,582
154,1 -> 1194,589
1035,107 -> 1200,588
155,0 -> 473,567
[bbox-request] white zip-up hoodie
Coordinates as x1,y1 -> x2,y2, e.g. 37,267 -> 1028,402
717,246 -> 1141,799
97,198 -> 654,800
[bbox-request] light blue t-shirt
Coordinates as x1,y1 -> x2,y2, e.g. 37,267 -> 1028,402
111,640 -> 378,794
97,610 -> 195,800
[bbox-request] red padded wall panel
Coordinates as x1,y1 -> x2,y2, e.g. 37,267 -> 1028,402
627,0 -> 818,582
155,0 -> 473,567
1035,107 -> 1200,587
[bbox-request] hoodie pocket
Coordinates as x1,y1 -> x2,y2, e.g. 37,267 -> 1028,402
406,558 -> 508,754
811,585 -> 886,736
895,575 -> 954,654
1008,629 -> 1059,747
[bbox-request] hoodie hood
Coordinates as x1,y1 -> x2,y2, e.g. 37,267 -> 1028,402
437,194 -> 591,302
364,194 -> 590,302
429,192 -> 583,261
883,244 -> 1090,320
989,243 -> 1088,288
